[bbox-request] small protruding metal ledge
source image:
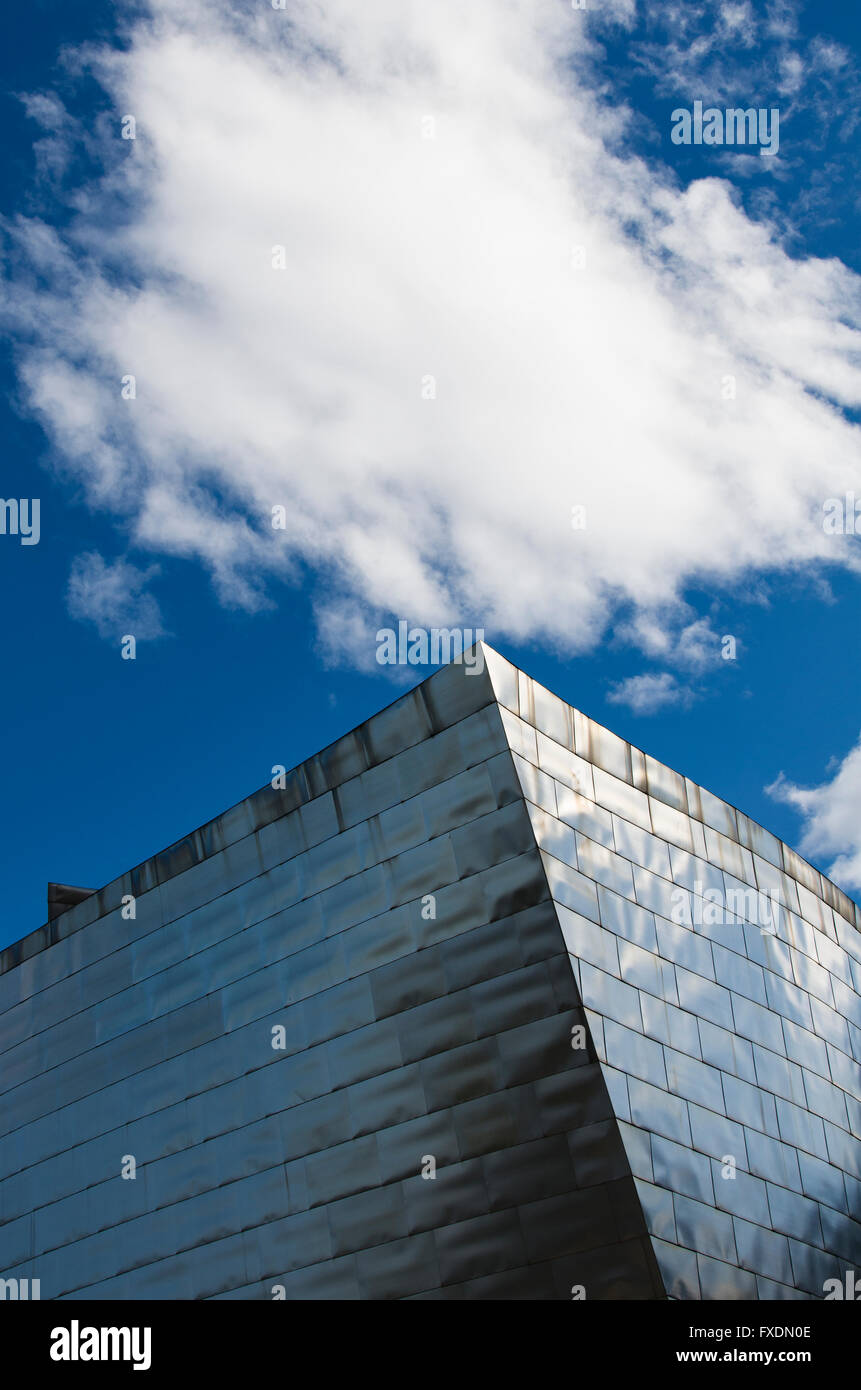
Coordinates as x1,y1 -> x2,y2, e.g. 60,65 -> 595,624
47,882 -> 97,922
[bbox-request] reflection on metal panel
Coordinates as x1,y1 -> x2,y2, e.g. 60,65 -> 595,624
0,644 -> 858,1298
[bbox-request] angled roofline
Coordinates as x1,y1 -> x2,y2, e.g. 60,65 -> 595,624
3,641 -> 857,977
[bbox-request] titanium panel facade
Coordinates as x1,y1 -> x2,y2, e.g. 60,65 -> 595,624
480,645 -> 861,1300
0,644 -> 858,1299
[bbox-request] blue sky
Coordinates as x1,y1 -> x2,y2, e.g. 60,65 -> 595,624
1,0 -> 861,950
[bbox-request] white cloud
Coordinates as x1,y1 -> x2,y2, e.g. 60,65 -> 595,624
67,552 -> 165,641
767,740 -> 861,892
607,671 -> 693,715
19,93 -> 76,184
777,51 -> 804,96
616,615 -> 726,672
3,0 -> 861,664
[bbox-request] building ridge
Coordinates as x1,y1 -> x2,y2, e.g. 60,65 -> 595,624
3,641 -> 857,980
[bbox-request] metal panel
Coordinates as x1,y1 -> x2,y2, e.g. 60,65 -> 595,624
2,647 -> 859,1302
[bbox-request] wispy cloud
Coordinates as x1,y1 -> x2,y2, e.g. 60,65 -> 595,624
615,0 -> 861,241
616,616 -> 729,673
767,740 -> 861,892
67,552 -> 165,641
607,671 -> 694,715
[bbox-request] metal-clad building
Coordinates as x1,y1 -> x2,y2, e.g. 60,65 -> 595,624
0,645 -> 859,1298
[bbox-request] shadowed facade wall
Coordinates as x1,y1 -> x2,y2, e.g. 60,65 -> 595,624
0,658 -> 661,1300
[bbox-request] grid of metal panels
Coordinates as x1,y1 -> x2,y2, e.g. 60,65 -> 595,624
481,645 -> 861,1299
0,658 -> 660,1299
0,645 -> 858,1298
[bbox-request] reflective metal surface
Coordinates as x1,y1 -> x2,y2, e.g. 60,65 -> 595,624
484,645 -> 861,1299
0,644 -> 858,1298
